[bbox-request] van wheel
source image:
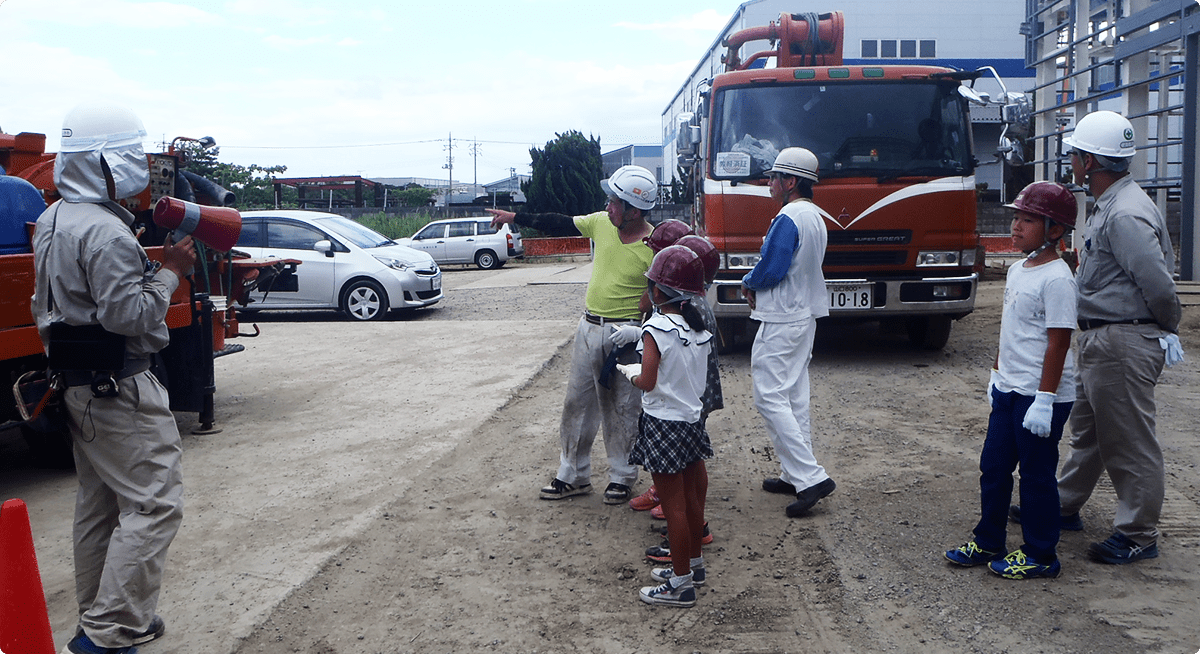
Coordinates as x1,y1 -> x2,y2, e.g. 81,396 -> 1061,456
342,280 -> 389,321
475,250 -> 500,270
906,315 -> 953,350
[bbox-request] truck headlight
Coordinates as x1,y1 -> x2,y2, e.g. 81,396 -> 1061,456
723,253 -> 762,269
917,251 -> 961,267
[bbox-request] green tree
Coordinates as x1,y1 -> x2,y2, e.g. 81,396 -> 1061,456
393,184 -> 436,207
175,142 -> 287,209
525,130 -> 605,215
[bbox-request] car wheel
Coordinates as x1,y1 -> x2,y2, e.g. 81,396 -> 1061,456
475,249 -> 500,270
342,279 -> 389,321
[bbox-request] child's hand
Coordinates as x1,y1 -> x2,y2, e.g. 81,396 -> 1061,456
1022,391 -> 1056,437
986,369 -> 999,409
616,363 -> 642,383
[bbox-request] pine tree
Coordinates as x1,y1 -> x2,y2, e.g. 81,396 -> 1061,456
526,131 -> 605,215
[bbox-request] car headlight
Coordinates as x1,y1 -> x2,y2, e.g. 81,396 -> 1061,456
723,252 -> 761,269
374,256 -> 414,271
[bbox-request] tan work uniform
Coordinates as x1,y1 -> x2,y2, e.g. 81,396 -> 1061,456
1057,174 -> 1181,546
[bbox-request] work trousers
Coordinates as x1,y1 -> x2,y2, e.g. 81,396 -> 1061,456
556,316 -> 641,488
751,317 -> 828,491
1058,324 -> 1166,545
64,371 -> 184,649
974,389 -> 1072,562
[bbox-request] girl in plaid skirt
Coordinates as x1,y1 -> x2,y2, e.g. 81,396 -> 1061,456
619,245 -> 714,607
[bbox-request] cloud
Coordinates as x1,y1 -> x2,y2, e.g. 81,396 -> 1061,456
3,0 -> 222,29
615,9 -> 729,32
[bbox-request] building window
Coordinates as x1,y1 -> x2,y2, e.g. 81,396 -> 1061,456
900,40 -> 917,58
920,40 -> 936,57
861,40 -> 878,58
879,40 -> 897,58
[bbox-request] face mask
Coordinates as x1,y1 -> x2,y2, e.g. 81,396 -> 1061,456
101,145 -> 150,199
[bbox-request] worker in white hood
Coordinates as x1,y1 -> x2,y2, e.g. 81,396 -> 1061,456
31,101 -> 195,654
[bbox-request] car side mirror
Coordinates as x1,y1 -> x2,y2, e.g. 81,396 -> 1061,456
314,239 -> 334,257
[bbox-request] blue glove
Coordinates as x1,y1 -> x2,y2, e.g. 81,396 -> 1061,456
1022,391 -> 1056,437
986,369 -> 999,409
609,324 -> 641,347
1159,334 -> 1185,367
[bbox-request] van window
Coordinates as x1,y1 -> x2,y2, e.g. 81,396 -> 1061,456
477,221 -> 499,235
447,221 -> 474,238
413,223 -> 445,240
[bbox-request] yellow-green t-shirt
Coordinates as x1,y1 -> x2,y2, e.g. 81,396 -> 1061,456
574,211 -> 654,320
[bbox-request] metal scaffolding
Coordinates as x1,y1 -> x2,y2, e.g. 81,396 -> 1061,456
1023,0 -> 1199,279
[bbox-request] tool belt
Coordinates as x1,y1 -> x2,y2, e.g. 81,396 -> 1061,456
47,322 -> 126,373
584,312 -> 637,326
1077,317 -> 1157,331
60,359 -> 151,388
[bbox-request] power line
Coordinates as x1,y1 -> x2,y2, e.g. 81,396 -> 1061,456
221,137 -> 541,150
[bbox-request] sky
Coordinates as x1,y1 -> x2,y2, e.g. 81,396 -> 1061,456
0,0 -> 745,188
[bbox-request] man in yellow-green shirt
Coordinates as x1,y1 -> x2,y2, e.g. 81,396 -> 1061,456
487,165 -> 657,504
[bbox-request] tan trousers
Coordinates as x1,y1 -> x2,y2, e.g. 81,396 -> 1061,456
65,371 -> 184,649
1058,324 -> 1166,545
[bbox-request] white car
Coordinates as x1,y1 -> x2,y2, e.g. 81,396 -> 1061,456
399,217 -> 523,269
235,210 -> 442,321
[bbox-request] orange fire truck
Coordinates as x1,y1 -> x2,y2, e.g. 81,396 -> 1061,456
1,129 -> 294,465
676,12 -> 1023,350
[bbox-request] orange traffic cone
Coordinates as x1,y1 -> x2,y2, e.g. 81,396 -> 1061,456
0,499 -> 56,654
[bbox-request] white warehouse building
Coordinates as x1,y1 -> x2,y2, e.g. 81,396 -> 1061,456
662,0 -> 1031,198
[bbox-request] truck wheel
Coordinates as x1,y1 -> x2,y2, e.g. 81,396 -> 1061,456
906,315 -> 953,350
716,317 -> 739,354
475,249 -> 500,270
342,280 -> 389,321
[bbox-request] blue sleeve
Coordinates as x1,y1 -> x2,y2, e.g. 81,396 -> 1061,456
741,215 -> 799,290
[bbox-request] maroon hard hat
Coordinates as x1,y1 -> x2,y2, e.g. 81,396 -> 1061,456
674,234 -> 719,286
1004,181 -> 1077,229
643,219 -> 694,253
646,244 -> 706,296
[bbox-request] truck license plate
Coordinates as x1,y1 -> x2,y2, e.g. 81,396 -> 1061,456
827,283 -> 870,310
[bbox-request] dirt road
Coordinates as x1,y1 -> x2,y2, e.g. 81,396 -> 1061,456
4,261 -> 1198,654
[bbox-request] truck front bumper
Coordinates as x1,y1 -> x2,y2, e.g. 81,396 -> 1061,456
709,273 -> 977,319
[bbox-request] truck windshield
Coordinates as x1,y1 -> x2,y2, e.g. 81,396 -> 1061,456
710,80 -> 973,181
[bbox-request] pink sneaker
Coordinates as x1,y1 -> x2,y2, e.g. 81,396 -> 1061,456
630,485 -> 660,511
651,503 -> 666,520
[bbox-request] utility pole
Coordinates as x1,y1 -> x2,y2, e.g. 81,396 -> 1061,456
442,133 -> 455,207
470,139 -> 481,190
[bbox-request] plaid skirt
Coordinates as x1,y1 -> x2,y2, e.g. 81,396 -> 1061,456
628,412 -> 713,475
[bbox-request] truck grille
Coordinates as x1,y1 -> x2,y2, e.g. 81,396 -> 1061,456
823,251 -> 907,266
826,230 -> 912,246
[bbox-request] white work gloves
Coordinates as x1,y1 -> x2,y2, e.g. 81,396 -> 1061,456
609,324 -> 641,347
616,363 -> 642,383
1160,334 -> 1185,367
1022,391 -> 1056,438
986,369 -> 999,409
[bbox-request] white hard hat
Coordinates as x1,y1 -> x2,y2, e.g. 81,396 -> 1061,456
768,147 -> 819,182
1063,110 -> 1136,159
59,102 -> 147,153
602,165 -> 657,210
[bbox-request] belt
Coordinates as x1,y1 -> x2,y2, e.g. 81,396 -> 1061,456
1077,317 -> 1157,331
59,359 -> 151,388
584,312 -> 637,326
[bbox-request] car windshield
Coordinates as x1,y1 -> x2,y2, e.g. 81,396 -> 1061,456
314,216 -> 394,249
710,80 -> 973,181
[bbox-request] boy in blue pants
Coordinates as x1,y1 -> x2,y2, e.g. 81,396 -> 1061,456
945,181 -> 1078,579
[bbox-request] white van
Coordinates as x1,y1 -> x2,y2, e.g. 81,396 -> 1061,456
399,217 -> 523,269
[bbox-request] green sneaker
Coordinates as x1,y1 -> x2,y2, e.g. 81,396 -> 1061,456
988,548 -> 1061,580
944,541 -> 1003,567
